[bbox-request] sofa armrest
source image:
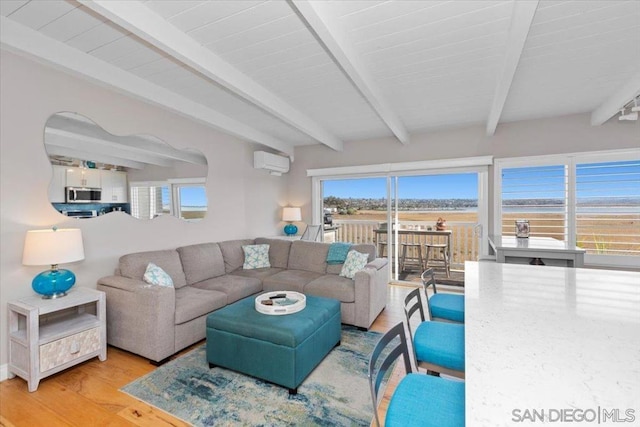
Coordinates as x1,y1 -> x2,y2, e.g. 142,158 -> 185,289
97,275 -> 176,363
364,257 -> 388,270
352,257 -> 389,329
97,275 -> 151,291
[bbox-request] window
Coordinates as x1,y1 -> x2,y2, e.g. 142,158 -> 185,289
130,179 -> 206,221
495,150 -> 640,267
173,184 -> 207,221
576,160 -> 640,257
501,165 -> 567,240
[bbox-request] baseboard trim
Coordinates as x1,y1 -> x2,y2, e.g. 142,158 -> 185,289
0,363 -> 9,382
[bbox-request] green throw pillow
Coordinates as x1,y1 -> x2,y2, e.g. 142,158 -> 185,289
339,250 -> 369,279
242,244 -> 271,269
143,262 -> 174,287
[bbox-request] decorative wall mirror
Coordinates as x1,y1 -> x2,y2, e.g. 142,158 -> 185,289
44,112 -> 208,221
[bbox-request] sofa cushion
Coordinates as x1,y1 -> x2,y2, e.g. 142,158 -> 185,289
230,267 -> 284,281
325,243 -> 377,275
262,269 -> 323,293
177,242 -> 226,285
174,286 -> 227,325
143,263 -> 174,287
351,243 -> 376,262
340,250 -> 370,279
192,275 -> 262,305
242,244 -> 271,269
288,240 -> 330,274
305,275 -> 355,303
119,249 -> 187,289
219,239 -> 255,273
255,238 -> 291,268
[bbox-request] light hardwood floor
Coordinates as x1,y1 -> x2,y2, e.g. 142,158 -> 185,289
0,285 -> 418,427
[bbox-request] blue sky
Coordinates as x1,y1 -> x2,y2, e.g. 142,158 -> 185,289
180,187 -> 207,206
323,174 -> 478,199
323,160 -> 640,202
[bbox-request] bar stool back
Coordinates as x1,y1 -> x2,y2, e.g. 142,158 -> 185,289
403,288 -> 465,379
368,322 -> 465,427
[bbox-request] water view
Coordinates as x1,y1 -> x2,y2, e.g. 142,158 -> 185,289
323,168 -> 639,258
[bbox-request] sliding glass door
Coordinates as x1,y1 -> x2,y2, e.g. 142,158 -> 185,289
317,167 -> 487,284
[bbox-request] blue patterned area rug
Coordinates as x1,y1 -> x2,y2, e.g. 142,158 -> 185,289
121,326 -> 381,426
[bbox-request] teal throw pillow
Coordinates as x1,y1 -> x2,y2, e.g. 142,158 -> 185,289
143,262 -> 174,287
339,250 -> 369,279
243,244 -> 271,269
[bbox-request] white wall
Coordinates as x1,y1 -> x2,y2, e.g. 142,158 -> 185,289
288,110 -> 640,229
0,51 -> 289,368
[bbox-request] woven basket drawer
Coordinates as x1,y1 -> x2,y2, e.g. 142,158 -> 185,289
39,327 -> 101,372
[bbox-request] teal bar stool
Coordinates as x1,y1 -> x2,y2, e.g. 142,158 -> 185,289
404,287 -> 465,379
421,268 -> 464,323
368,322 -> 465,427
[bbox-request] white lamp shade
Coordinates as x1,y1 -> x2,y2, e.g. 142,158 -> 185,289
282,207 -> 302,222
23,228 -> 85,266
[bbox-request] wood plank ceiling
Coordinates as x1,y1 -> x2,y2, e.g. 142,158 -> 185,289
1,0 -> 639,157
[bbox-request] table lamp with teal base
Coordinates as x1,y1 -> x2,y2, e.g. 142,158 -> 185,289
282,207 -> 301,236
23,227 -> 85,299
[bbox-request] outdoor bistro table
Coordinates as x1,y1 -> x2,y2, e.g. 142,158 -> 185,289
373,228 -> 452,268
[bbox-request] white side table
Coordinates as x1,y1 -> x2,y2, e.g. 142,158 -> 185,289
8,287 -> 107,392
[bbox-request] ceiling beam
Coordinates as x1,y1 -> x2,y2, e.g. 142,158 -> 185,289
486,0 -> 539,136
288,0 -> 410,145
80,0 -> 343,152
47,114 -> 208,165
0,17 -> 295,157
591,71 -> 640,125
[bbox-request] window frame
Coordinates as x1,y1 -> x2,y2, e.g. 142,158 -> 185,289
309,156 -> 493,284
494,149 -> 640,268
170,180 -> 207,221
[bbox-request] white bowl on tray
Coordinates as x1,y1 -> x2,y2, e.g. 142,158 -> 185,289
255,291 -> 306,315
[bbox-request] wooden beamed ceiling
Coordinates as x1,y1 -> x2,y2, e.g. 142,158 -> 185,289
1,0 -> 638,154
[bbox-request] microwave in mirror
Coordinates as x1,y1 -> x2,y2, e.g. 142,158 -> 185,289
66,186 -> 101,203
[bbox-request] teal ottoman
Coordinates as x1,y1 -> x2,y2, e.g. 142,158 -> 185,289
206,294 -> 341,394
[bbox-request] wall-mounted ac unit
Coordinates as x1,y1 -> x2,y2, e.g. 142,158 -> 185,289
253,151 -> 290,176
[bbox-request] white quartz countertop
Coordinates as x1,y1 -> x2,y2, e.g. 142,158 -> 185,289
465,261 -> 640,426
489,235 -> 586,253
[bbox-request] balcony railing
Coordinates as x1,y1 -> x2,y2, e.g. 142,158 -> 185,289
332,219 -> 478,270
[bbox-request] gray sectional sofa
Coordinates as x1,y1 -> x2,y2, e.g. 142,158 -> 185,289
97,238 -> 389,363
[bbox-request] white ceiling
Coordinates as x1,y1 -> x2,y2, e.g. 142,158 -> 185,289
1,0 -> 639,157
